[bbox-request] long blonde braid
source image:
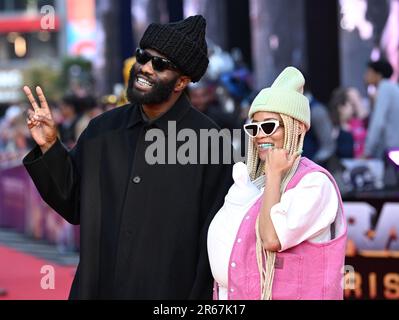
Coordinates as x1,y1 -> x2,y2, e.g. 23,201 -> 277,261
247,114 -> 305,300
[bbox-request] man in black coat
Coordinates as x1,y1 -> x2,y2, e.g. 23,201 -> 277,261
22,15 -> 233,299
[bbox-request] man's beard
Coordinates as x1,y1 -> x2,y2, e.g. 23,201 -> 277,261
126,67 -> 179,105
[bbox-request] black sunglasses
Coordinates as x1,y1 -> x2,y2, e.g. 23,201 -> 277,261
135,48 -> 178,72
243,119 -> 283,138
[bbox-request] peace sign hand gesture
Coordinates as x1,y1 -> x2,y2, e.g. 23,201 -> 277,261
23,86 -> 58,154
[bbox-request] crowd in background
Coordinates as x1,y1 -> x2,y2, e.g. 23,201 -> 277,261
1,45 -> 399,193
0,90 -> 118,165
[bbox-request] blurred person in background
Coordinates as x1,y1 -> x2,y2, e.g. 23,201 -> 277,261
219,68 -> 253,123
117,57 -> 137,106
362,59 -> 399,159
0,105 -> 33,161
188,80 -> 241,131
218,68 -> 254,157
101,95 -> 118,112
346,87 -> 368,158
74,95 -> 102,139
302,78 -> 336,168
58,94 -> 80,149
188,81 -> 217,115
205,40 -> 235,82
0,106 -> 20,155
329,88 -> 356,159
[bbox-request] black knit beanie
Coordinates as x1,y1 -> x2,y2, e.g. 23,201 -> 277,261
139,15 -> 209,83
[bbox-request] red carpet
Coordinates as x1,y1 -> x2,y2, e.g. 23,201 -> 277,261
0,245 -> 76,300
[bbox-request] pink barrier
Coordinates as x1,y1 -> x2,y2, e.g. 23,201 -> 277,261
1,163 -> 398,299
0,163 -> 80,249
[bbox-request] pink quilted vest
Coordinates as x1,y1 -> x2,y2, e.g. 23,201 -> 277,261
213,157 -> 347,300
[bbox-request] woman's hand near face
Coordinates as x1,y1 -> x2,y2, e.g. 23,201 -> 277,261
264,148 -> 301,179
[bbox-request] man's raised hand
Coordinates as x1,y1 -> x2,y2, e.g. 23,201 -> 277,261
24,86 -> 58,154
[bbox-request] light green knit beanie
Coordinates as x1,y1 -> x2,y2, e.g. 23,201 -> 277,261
248,66 -> 311,130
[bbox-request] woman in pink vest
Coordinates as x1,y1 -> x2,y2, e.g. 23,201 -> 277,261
208,67 -> 347,300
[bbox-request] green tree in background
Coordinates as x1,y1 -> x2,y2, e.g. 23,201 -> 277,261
23,63 -> 61,102
23,56 -> 94,103
60,56 -> 94,94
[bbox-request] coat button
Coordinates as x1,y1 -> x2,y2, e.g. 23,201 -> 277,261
132,176 -> 141,184
237,238 -> 242,243
231,262 -> 236,268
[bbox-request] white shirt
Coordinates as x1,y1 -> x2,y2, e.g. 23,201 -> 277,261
207,162 -> 339,299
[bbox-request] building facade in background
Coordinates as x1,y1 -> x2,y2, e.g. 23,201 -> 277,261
0,0 -> 63,106
0,1 -> 398,108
